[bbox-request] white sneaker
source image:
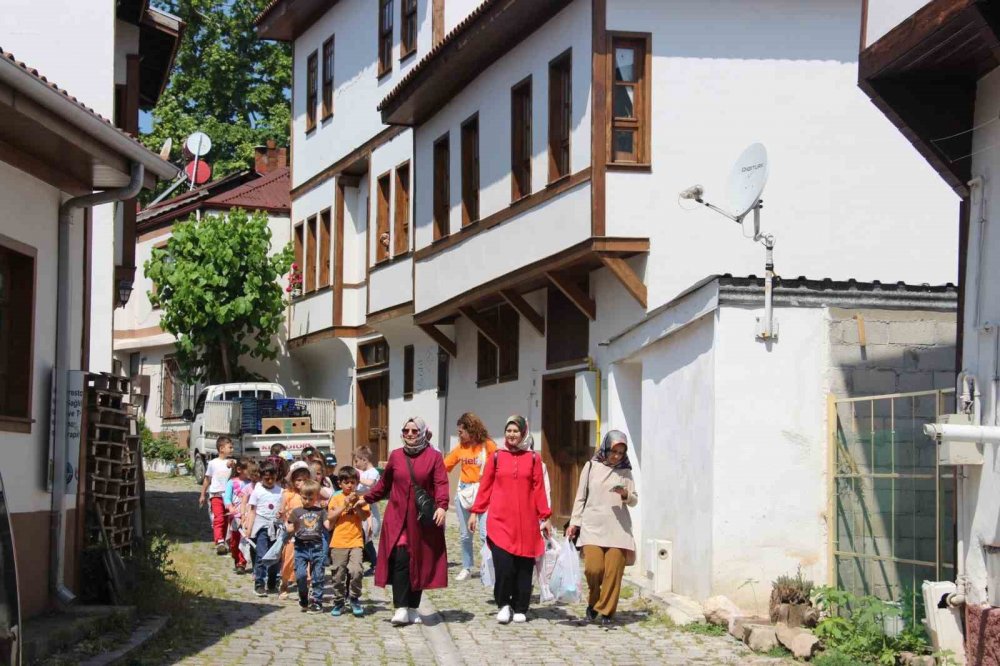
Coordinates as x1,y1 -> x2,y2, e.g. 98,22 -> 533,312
408,608 -> 422,624
391,608 -> 410,626
497,605 -> 512,624
456,568 -> 470,581
512,613 -> 527,623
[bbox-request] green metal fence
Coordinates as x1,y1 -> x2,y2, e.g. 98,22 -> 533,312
828,389 -> 956,621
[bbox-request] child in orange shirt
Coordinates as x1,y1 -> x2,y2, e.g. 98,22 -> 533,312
326,466 -> 370,617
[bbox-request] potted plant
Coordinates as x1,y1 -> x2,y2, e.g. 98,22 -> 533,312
287,263 -> 303,299
770,567 -> 818,628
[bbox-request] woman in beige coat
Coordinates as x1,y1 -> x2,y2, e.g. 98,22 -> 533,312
567,430 -> 637,624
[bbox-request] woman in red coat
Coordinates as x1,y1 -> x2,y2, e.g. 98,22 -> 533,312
363,417 -> 450,626
469,415 -> 552,624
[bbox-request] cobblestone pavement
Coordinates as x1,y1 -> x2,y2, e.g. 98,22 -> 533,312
140,476 -> 788,665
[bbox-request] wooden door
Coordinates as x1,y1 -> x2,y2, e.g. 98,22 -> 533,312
357,375 -> 389,465
541,376 -> 592,526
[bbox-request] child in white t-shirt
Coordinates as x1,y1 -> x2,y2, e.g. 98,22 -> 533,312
247,462 -> 284,596
353,447 -> 381,575
198,436 -> 234,554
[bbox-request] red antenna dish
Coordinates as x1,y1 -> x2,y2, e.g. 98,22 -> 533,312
184,160 -> 212,185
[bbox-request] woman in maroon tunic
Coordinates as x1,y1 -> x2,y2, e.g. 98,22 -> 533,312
363,417 -> 449,626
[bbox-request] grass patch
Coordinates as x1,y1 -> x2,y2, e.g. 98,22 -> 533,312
765,644 -> 792,659
682,622 -> 728,637
634,597 -> 677,629
619,583 -> 636,600
37,612 -> 133,665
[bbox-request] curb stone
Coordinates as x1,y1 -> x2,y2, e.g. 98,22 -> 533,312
79,615 -> 168,666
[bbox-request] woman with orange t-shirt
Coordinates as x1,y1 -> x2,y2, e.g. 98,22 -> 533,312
443,412 -> 497,581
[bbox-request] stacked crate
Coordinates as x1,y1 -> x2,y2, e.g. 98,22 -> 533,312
85,373 -> 139,554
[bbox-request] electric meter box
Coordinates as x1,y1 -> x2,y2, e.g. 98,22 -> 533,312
575,371 -> 597,422
936,413 -> 985,466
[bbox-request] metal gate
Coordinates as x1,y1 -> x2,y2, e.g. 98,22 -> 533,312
828,389 -> 956,621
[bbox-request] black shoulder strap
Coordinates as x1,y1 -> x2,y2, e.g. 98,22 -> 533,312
404,453 -> 420,490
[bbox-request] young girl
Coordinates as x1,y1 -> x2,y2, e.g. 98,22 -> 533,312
277,461 -> 313,599
223,459 -> 251,574
353,447 -> 381,574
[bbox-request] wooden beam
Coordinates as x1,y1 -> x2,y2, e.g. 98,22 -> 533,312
599,254 -> 647,309
500,289 -> 544,335
546,271 -> 595,321
458,305 -> 502,347
418,323 -> 456,358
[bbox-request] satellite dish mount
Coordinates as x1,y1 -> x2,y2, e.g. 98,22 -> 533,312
679,143 -> 777,341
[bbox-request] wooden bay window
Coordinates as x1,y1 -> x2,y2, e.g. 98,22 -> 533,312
549,50 -> 572,182
433,134 -> 450,240
608,34 -> 651,166
511,77 -> 532,201
461,114 -> 479,226
306,50 -> 318,132
322,37 -> 334,119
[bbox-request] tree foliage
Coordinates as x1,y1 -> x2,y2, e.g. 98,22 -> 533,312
143,0 -> 291,193
146,209 -> 293,383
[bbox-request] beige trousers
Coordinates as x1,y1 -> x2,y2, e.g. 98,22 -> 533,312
582,545 -> 627,617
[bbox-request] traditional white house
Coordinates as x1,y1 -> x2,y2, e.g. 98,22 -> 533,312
858,0 -> 1000,656
113,143 -> 292,449
259,0 -> 964,609
0,25 -> 177,620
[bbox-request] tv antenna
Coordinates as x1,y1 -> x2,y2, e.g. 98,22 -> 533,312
680,142 -> 777,341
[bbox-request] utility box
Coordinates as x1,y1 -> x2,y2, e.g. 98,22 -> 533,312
575,371 -> 598,421
646,539 -> 673,594
130,374 -> 150,397
936,413 -> 985,465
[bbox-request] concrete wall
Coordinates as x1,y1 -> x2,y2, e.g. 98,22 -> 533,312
605,0 -> 958,312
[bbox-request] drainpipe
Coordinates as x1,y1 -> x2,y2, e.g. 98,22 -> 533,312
51,162 -> 145,606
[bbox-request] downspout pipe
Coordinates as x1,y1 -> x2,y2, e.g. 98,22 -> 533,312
51,162 -> 145,606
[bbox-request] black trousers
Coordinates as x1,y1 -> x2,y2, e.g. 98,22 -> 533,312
389,546 -> 422,609
489,539 -> 534,614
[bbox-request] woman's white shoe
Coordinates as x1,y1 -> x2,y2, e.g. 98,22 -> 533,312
512,613 -> 527,623
391,608 -> 410,626
497,605 -> 512,624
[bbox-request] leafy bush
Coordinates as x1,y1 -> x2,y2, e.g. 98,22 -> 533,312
138,418 -> 185,463
812,586 -> 929,665
772,566 -> 814,605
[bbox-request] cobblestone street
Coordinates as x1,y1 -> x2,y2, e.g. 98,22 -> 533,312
137,475 -> 788,665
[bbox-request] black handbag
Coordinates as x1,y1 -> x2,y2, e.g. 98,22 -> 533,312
404,454 -> 437,527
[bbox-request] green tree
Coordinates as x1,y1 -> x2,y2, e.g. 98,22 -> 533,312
146,209 -> 293,383
143,0 -> 291,189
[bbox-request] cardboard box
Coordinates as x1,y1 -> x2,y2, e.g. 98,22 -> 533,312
261,417 -> 312,434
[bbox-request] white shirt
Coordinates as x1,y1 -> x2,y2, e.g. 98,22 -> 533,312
206,458 -> 232,495
248,483 -> 283,537
357,467 -> 381,495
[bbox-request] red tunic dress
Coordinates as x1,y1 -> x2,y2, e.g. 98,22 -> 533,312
470,448 -> 551,558
364,446 -> 450,591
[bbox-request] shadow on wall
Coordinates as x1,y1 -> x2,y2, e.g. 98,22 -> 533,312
287,336 -> 356,406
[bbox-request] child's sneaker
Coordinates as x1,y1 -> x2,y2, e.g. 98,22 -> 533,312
254,584 -> 266,597
350,599 -> 364,617
215,541 -> 228,555
299,602 -> 308,613
408,608 -> 422,625
456,568 -> 470,581
234,565 -> 247,575
308,602 -> 323,614
329,604 -> 344,617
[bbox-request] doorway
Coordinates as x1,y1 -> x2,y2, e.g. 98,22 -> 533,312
541,375 -> 591,526
357,374 -> 389,465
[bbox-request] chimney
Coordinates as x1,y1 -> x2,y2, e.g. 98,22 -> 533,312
254,140 -> 288,175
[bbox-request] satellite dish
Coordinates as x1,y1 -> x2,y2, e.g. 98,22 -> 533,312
725,143 -> 768,219
185,131 -> 212,158
158,137 -> 173,161
184,160 -> 212,185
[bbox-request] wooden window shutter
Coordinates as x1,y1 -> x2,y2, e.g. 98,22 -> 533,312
376,172 -> 391,262
433,135 -> 450,240
461,115 -> 479,226
306,216 -> 317,292
394,163 -> 410,256
319,209 -> 331,285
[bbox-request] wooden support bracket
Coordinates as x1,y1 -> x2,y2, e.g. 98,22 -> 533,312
458,306 -> 503,347
418,323 -> 456,358
546,271 -> 596,320
500,289 -> 545,336
599,254 -> 647,309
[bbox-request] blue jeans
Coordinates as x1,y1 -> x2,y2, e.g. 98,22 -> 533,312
455,488 -> 487,570
294,541 -> 326,605
253,530 -> 278,588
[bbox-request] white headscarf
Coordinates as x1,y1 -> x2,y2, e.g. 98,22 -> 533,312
401,416 -> 432,457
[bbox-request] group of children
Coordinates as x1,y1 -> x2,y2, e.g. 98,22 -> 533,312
200,437 -> 383,616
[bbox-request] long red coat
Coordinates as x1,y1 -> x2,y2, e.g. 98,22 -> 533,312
364,446 -> 450,591
470,448 -> 551,558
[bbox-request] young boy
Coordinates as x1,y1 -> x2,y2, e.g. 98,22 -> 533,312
286,479 -> 326,613
198,436 -> 234,554
327,466 -> 370,617
247,462 -> 283,596
353,448 -> 380,574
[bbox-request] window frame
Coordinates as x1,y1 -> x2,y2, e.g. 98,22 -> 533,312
306,215 -> 318,292
548,49 -> 572,183
319,208 -> 331,286
432,133 -> 450,241
606,32 -> 652,168
400,0 -> 418,60
475,303 -> 519,387
0,235 -> 35,431
403,344 -> 414,399
461,113 -> 480,226
393,161 -> 411,256
375,170 -> 392,263
510,76 -> 533,202
378,0 -> 394,79
293,222 -> 304,298
306,50 -> 318,132
358,339 -> 389,369
321,37 -> 334,120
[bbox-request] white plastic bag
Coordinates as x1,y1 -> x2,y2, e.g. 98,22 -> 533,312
258,524 -> 287,566
536,536 -> 559,603
480,541 -> 495,588
549,537 -> 582,603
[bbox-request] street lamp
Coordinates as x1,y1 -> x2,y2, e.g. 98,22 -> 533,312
117,279 -> 134,308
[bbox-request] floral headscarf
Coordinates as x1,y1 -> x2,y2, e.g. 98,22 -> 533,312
594,430 -> 631,470
401,417 -> 432,457
504,415 -> 533,451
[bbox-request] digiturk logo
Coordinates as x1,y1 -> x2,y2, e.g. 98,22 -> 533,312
741,162 -> 765,173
